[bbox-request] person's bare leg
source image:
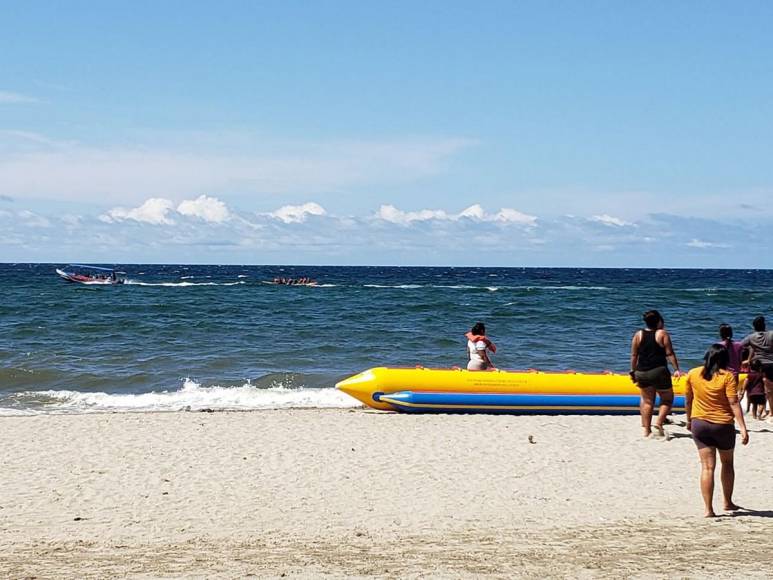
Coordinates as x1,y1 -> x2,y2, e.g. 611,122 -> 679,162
765,378 -> 773,422
639,387 -> 655,437
698,446 -> 717,517
718,448 -> 739,510
654,389 -> 674,433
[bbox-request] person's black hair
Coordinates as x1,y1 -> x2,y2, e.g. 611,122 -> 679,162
701,344 -> 729,381
642,310 -> 663,329
753,316 -> 766,332
471,322 -> 486,335
719,323 -> 733,342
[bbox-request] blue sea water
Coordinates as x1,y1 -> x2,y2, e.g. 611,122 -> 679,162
1,264 -> 771,414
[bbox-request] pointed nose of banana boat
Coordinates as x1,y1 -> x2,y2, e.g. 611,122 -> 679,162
336,368 -> 394,410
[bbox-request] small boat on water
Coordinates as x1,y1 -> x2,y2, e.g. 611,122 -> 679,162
336,366 -> 692,415
56,264 -> 125,285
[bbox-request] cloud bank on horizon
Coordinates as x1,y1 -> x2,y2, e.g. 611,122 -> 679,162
0,192 -> 760,267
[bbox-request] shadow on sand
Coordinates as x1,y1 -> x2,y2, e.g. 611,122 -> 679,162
725,509 -> 773,519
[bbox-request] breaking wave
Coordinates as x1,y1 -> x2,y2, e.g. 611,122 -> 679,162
0,379 -> 360,415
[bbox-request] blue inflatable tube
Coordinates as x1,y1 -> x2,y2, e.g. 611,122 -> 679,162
374,391 -> 686,415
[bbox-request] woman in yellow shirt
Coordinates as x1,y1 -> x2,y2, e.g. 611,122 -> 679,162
685,344 -> 749,518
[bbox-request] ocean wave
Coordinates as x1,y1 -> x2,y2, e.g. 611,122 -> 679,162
1,379 -> 360,414
364,284 -> 423,289
125,281 -> 246,287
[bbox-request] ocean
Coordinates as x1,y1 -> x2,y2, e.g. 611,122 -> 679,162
1,264 -> 771,414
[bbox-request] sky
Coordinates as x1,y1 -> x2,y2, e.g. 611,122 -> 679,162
1,0 -> 772,266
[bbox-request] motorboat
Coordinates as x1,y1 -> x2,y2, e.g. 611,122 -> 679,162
56,264 -> 125,285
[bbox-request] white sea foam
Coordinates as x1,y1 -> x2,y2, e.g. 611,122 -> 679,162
1,380 -> 361,415
125,280 -> 246,287
364,284 -> 423,289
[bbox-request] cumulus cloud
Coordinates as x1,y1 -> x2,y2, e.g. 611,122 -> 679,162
374,203 -> 537,226
493,208 -> 538,226
101,198 -> 176,225
375,205 -> 449,225
268,202 -> 327,224
590,214 -> 634,227
101,195 -> 233,225
177,195 -> 230,223
0,91 -> 39,104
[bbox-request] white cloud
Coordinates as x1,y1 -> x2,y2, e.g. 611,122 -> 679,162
493,208 -> 538,226
102,198 -> 176,225
177,195 -> 230,223
18,210 -> 50,227
375,204 -> 449,225
590,214 -> 634,227
0,130 -> 74,148
458,204 -> 486,219
0,137 -> 474,205
374,203 -> 536,226
686,238 -> 731,249
268,202 -> 327,224
0,91 -> 39,104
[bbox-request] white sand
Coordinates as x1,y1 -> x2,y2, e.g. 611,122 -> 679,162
1,409 -> 772,578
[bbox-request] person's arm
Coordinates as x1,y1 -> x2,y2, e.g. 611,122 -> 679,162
725,373 -> 748,444
479,343 -> 495,369
738,377 -> 749,404
481,349 -> 494,368
685,374 -> 693,431
629,332 -> 640,383
660,331 -> 682,378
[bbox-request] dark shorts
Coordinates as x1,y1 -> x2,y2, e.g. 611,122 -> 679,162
749,394 -> 766,405
635,366 -> 672,390
691,418 -> 736,451
762,364 -> 773,383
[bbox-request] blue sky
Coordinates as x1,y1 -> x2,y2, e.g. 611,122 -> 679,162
2,1 -> 772,266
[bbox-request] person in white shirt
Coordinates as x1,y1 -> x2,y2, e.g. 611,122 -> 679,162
465,322 -> 496,371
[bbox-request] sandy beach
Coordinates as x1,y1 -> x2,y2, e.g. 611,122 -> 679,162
2,409 -> 772,578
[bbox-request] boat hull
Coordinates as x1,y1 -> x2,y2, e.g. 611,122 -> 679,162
56,269 -> 123,285
336,367 -> 690,414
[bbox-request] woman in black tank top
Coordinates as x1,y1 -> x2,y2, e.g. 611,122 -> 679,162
637,329 -> 668,371
630,310 -> 682,438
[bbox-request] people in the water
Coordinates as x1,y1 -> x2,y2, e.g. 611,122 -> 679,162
685,344 -> 749,517
272,277 -> 316,286
741,315 -> 773,422
630,310 -> 681,439
465,322 -> 496,371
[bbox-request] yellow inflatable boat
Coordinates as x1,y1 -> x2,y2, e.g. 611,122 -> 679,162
336,367 -> 688,414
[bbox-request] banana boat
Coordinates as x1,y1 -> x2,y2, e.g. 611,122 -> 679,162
336,366 -> 689,414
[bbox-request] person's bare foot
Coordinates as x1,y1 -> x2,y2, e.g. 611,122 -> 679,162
724,503 -> 741,511
705,511 -> 717,518
651,425 -> 669,440
643,428 -> 652,438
